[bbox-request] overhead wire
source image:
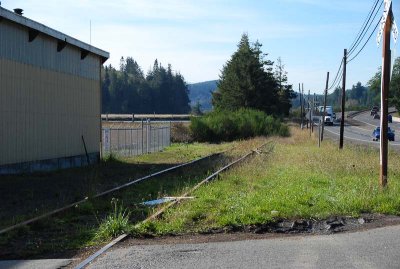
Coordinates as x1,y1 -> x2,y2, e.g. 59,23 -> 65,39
347,0 -> 383,58
335,72 -> 344,90
328,59 -> 343,90
347,16 -> 381,63
326,0 -> 383,92
348,0 -> 381,56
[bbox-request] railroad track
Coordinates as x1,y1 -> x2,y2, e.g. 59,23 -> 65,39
0,152 -> 225,235
74,141 -> 274,269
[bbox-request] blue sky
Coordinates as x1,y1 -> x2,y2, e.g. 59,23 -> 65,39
2,0 -> 399,94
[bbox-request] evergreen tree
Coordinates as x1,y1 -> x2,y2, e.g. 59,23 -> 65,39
274,57 -> 296,116
101,57 -> 190,114
367,70 -> 381,106
191,100 -> 203,115
101,65 -> 111,113
212,33 -> 281,115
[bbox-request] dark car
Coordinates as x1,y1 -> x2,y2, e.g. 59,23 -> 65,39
388,114 -> 393,123
373,113 -> 380,119
372,126 -> 395,141
372,106 -> 379,112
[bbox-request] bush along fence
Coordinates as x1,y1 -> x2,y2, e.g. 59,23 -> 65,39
102,120 -> 171,157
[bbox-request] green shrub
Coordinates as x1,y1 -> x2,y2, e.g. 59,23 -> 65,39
190,109 -> 288,142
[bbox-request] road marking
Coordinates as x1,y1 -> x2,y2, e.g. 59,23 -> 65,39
352,116 -> 376,127
347,125 -> 374,132
324,127 -> 400,146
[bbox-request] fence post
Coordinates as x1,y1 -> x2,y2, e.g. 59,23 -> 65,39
169,124 -> 171,146
109,129 -> 112,155
141,119 -> 144,154
117,129 -> 120,153
158,127 -> 161,151
147,119 -> 150,153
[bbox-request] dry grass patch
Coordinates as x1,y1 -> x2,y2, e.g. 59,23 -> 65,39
136,127 -> 400,235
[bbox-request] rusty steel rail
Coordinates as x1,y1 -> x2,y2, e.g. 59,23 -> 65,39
74,142 -> 273,269
0,152 -> 223,235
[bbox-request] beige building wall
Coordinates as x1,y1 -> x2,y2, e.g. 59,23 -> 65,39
0,58 -> 100,166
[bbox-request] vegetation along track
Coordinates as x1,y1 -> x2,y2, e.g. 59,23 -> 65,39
0,140 -> 268,260
74,141 -> 274,269
0,153 -> 223,235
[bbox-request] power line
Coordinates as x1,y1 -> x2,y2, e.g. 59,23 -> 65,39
328,59 -> 343,90
348,0 -> 381,55
335,71 -> 343,90
348,0 -> 383,57
347,16 -> 381,63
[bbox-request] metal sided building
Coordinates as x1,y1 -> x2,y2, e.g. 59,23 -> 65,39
0,7 -> 109,174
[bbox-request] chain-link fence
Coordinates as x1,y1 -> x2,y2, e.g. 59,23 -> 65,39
101,121 -> 171,157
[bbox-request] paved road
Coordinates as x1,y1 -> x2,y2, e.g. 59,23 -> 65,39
0,259 -> 73,269
87,225 -> 400,269
322,111 -> 400,148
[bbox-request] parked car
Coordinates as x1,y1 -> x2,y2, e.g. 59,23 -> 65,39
388,114 -> 393,123
373,113 -> 380,119
372,126 -> 395,141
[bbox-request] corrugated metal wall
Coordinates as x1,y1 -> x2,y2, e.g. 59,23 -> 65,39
0,19 -> 101,166
0,20 -> 99,80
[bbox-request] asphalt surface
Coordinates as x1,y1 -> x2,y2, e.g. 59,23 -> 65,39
0,259 -> 73,269
322,111 -> 400,148
87,225 -> 400,269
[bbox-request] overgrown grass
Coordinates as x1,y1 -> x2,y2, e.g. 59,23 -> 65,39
130,142 -> 233,164
0,139 -> 261,259
190,109 -> 289,142
95,198 -> 132,241
137,127 -> 400,235
0,142 -> 233,230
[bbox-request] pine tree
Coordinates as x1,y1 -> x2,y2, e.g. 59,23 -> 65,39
274,57 -> 296,116
212,33 -> 279,115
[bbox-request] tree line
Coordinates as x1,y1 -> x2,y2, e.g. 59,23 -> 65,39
101,57 -> 190,114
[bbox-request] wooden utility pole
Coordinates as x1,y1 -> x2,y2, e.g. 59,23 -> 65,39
380,3 -> 393,188
318,116 -> 321,147
308,90 -> 311,135
312,93 -> 316,133
302,85 -> 305,128
321,72 -> 329,142
339,49 -> 347,149
299,83 -> 303,129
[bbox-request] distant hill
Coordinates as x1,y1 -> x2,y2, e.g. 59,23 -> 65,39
188,80 -> 218,112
